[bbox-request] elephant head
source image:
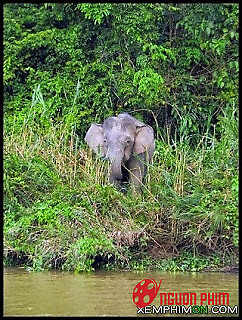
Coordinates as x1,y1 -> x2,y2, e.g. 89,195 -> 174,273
85,113 -> 155,190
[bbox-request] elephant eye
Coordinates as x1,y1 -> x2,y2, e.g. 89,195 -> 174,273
126,139 -> 130,144
103,139 -> 107,143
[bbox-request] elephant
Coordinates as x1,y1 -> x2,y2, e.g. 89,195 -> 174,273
85,113 -> 155,192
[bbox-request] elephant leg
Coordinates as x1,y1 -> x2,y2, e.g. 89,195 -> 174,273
109,174 -> 127,193
128,154 -> 145,192
109,175 -> 122,190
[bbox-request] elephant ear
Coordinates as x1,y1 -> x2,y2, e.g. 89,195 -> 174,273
84,124 -> 106,157
133,125 -> 155,160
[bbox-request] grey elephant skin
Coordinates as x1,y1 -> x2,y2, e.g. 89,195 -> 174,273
85,113 -> 155,192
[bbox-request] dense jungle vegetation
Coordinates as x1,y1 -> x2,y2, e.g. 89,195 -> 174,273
4,3 -> 238,272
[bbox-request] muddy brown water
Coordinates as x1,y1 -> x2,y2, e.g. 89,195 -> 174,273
4,267 -> 238,316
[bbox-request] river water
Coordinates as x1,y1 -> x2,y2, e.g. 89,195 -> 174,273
4,267 -> 238,317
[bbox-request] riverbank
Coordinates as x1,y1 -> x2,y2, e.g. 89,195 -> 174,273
4,115 -> 238,273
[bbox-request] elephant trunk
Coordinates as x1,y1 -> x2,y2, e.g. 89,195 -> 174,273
109,154 -> 123,182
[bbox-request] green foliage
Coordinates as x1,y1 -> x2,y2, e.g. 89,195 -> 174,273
4,3 -> 238,272
63,235 -> 115,272
79,3 -> 113,25
4,3 -> 238,138
155,252 -> 223,272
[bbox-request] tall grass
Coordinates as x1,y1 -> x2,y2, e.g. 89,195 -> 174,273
3,86 -> 238,272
